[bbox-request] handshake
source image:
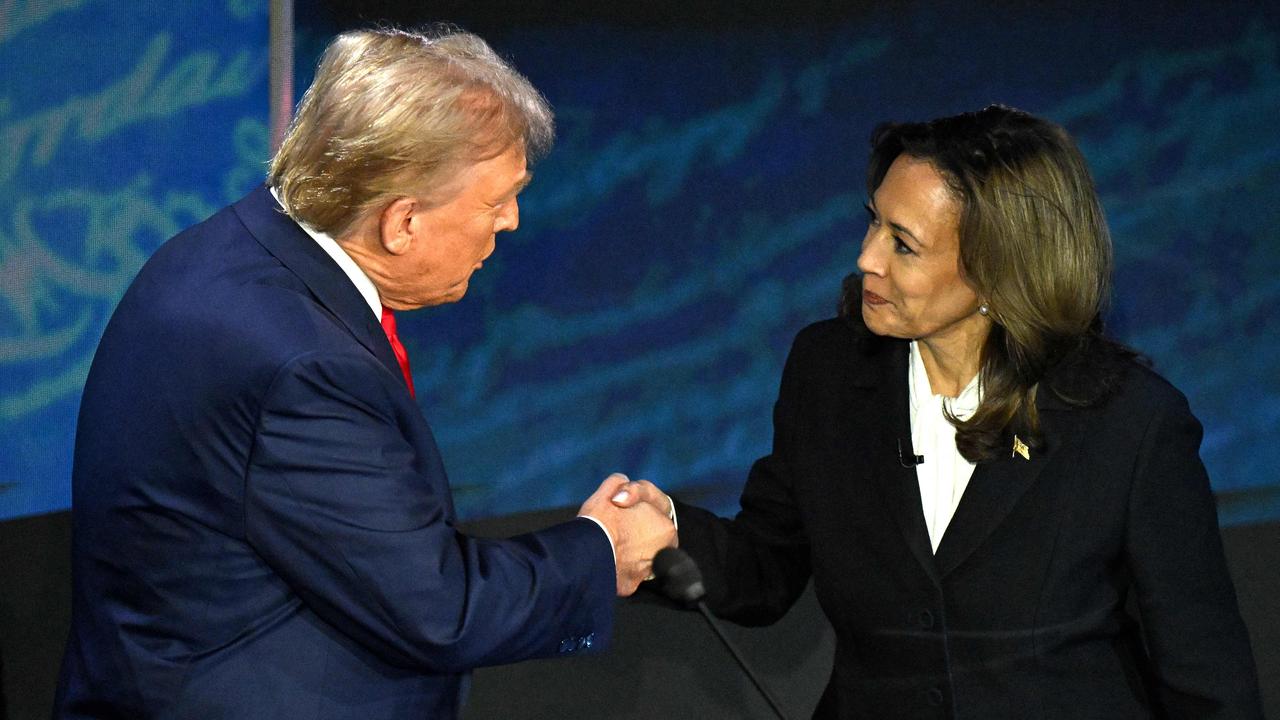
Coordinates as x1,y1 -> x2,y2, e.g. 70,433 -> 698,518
578,473 -> 678,597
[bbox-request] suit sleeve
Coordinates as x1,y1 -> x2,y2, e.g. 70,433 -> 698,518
1124,387 -> 1264,718
242,349 -> 615,673
674,330 -> 814,626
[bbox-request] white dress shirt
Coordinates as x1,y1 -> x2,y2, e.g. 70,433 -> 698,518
908,340 -> 982,553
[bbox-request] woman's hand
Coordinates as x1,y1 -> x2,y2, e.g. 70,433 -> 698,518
611,479 -> 677,546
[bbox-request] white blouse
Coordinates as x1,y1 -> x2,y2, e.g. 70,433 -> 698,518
908,341 -> 982,553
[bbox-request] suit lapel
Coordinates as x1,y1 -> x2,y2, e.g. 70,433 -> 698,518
933,393 -> 1083,577
232,186 -> 404,384
857,339 -> 941,585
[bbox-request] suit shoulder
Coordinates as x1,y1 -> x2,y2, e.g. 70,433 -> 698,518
789,315 -> 897,375
1114,359 -> 1192,415
1059,349 -> 1194,432
791,317 -> 865,354
144,198 -> 250,265
1045,335 -> 1188,415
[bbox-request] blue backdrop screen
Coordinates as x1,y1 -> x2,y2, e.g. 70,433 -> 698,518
2,2 -> 1277,526
0,0 -> 269,518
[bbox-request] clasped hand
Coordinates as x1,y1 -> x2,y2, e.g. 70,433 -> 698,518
578,473 -> 677,596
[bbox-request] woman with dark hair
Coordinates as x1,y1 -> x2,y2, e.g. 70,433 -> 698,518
615,105 -> 1263,718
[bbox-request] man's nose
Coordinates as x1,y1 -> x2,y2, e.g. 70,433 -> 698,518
497,199 -> 519,233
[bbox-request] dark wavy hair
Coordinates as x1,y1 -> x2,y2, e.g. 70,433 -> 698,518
840,105 -> 1133,462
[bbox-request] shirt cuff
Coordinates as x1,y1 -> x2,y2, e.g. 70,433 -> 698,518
578,515 -> 616,566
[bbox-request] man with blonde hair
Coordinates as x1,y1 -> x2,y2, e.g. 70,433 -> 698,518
54,27 -> 674,719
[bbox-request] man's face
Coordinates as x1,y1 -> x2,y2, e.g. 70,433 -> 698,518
381,145 -> 530,309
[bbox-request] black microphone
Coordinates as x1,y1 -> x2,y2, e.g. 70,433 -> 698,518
897,437 -> 924,468
652,548 -> 792,720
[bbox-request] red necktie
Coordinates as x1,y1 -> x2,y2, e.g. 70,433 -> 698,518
379,305 -> 416,398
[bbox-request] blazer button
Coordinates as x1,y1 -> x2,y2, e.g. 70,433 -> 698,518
925,687 -> 944,706
918,609 -> 934,629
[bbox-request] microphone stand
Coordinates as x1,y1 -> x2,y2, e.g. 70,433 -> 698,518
694,600 -> 791,720
655,546 -> 792,720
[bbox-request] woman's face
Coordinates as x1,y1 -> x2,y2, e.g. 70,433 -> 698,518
857,154 -> 987,347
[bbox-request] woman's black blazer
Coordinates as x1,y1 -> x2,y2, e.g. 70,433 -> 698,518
675,317 -> 1263,719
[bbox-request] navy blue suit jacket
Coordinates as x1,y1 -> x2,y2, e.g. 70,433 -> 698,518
54,187 -> 615,719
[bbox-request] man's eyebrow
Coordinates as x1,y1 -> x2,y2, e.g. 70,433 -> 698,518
510,173 -> 533,195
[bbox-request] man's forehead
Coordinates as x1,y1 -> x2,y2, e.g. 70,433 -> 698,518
480,146 -> 530,191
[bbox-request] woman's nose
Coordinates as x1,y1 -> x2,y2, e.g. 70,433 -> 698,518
856,231 -> 886,276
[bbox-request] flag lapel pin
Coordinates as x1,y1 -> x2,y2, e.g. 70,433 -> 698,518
1012,435 -> 1030,461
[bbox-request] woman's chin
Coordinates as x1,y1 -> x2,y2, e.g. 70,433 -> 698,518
861,306 -> 889,335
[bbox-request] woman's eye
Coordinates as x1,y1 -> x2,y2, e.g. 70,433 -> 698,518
893,236 -> 914,255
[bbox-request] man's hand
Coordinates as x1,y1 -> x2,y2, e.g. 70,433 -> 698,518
579,473 -> 676,596
607,478 -> 673,520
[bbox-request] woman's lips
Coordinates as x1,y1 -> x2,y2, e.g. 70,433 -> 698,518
863,290 -> 889,306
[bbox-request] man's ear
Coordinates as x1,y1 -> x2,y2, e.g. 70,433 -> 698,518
379,197 -> 419,256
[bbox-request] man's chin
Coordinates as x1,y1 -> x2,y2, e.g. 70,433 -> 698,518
419,282 -> 470,308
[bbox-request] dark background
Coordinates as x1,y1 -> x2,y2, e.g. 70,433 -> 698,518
2,1 -> 1277,717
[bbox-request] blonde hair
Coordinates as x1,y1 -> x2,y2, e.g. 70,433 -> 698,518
269,27 -> 553,237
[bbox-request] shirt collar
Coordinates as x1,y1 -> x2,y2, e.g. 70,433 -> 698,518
269,186 -> 382,320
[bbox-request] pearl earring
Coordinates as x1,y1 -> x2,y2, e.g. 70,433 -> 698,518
978,304 -> 990,316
